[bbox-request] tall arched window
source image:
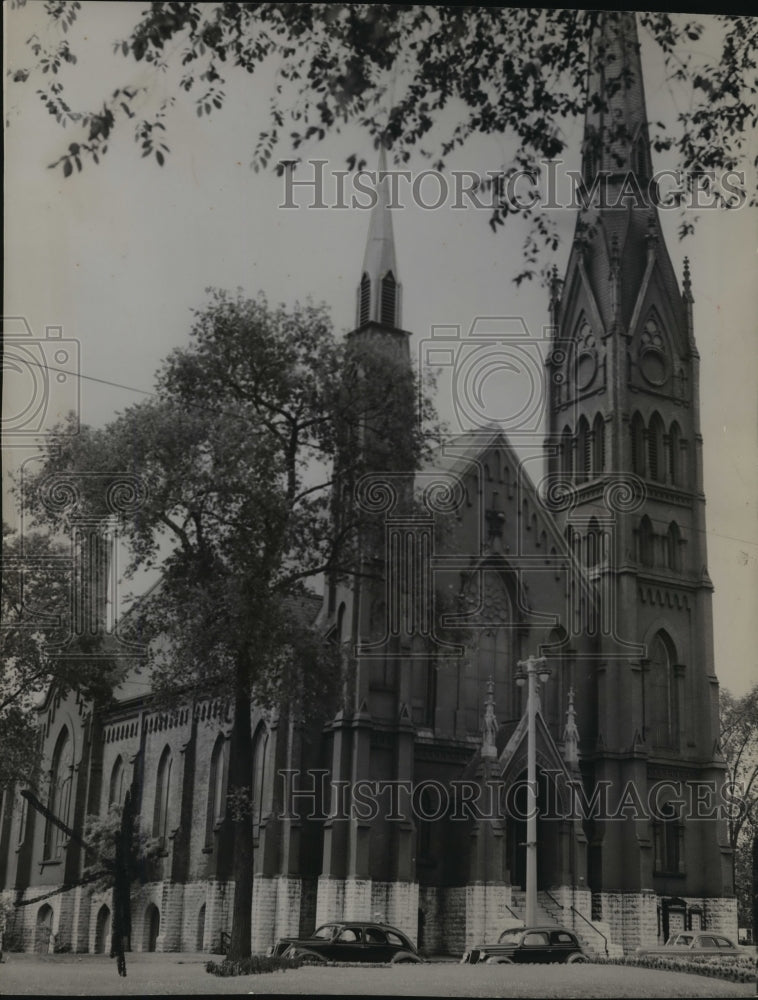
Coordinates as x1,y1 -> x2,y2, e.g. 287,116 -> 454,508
109,756 -> 125,807
654,801 -> 683,875
638,516 -> 654,567
666,522 -> 682,572
153,746 -> 173,849
592,414 -> 605,475
586,517 -> 601,568
542,626 -> 568,735
577,417 -> 590,482
648,412 -> 665,481
206,736 -> 228,847
380,271 -> 397,326
45,727 -> 73,860
669,421 -> 681,485
647,632 -> 678,749
561,425 -> 572,478
252,724 -> 269,841
631,412 -> 646,476
358,273 -> 371,326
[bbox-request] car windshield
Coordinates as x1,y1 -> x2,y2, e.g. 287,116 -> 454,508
498,929 -> 524,944
312,925 -> 338,940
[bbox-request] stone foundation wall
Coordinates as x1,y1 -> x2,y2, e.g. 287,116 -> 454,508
2,878 -> 738,958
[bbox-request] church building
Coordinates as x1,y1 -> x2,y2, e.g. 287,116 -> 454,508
0,12 -> 736,958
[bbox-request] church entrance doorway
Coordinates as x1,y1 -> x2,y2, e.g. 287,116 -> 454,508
506,768 -> 565,890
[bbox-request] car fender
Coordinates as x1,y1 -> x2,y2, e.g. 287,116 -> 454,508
391,950 -> 423,964
284,945 -> 327,963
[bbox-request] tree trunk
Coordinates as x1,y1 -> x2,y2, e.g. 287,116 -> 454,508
227,662 -> 254,960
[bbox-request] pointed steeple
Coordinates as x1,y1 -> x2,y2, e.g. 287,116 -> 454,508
356,144 -> 402,329
582,11 -> 653,185
557,10 -> 687,337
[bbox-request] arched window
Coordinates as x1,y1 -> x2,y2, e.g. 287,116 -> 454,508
669,421 -> 681,485
647,632 -> 678,750
205,736 -> 228,846
630,412 -> 646,476
633,134 -> 649,179
576,417 -> 590,482
586,517 -> 601,568
153,747 -> 173,848
358,273 -> 370,326
543,626 -> 568,735
666,522 -> 681,572
638,516 -> 654,567
654,801 -> 683,875
648,412 -> 665,481
143,904 -> 160,952
380,271 -> 397,326
45,727 -> 73,860
561,425 -> 572,478
252,724 -> 269,841
592,414 -> 605,475
109,756 -> 125,807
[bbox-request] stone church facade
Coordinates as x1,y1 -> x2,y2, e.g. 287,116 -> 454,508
0,12 -> 737,957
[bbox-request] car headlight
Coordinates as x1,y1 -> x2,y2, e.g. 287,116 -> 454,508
267,945 -> 274,956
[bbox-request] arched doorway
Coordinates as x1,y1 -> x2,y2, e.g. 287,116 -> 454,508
143,904 -> 160,952
506,769 -> 565,890
196,904 -> 206,951
94,904 -> 111,954
35,904 -> 54,953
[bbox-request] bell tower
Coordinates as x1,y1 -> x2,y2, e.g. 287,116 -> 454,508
546,10 -> 733,938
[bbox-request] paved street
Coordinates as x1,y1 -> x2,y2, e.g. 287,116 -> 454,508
0,953 -> 753,997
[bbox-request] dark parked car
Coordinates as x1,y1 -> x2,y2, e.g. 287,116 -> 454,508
636,931 -> 746,958
270,921 -> 423,964
461,925 -> 587,964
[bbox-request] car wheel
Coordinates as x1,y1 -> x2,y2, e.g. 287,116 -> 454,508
566,953 -> 588,963
292,949 -> 327,965
391,952 -> 422,964
486,956 -> 514,964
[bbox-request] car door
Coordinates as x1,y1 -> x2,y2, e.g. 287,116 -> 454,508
694,935 -> 720,955
550,929 -> 578,962
519,930 -> 551,963
364,926 -> 392,962
330,925 -> 364,961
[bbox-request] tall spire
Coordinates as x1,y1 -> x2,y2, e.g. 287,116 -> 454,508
582,11 -> 653,185
559,10 -> 686,336
356,144 -> 402,329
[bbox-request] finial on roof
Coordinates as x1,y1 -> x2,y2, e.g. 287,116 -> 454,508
562,686 -> 580,766
481,676 -> 499,759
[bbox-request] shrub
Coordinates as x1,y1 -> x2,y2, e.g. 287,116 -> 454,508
593,954 -> 756,984
206,955 -> 304,977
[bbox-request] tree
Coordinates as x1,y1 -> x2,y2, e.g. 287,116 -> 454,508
18,288 -> 436,959
720,684 -> 758,931
7,5 -> 757,281
0,522 -> 123,790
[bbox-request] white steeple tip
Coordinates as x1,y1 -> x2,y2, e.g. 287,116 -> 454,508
356,142 -> 402,329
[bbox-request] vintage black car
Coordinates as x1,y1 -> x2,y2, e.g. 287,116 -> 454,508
461,925 -> 588,964
636,931 -> 746,958
270,920 -> 423,964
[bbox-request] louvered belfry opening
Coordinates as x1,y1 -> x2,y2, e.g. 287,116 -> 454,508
380,271 -> 396,326
359,272 -> 371,326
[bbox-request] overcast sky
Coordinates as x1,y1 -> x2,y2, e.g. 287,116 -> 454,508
4,4 -> 757,695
